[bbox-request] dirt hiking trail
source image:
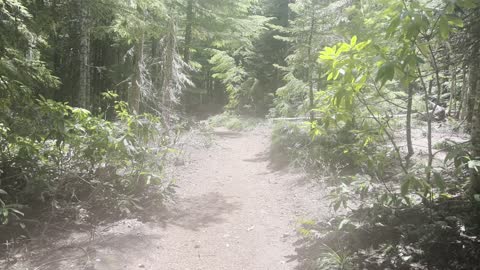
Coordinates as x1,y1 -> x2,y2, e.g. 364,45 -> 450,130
12,125 -> 329,270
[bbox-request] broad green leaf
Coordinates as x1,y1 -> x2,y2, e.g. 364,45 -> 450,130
333,200 -> 341,211
417,43 -> 430,57
433,172 -> 446,192
405,18 -> 422,40
438,16 -> 450,40
327,72 -> 334,80
355,40 -> 371,51
376,62 -> 395,85
337,43 -> 350,55
386,16 -> 401,37
10,208 -> 24,216
468,160 -> 480,171
350,36 -> 357,48
339,218 -> 351,230
401,177 -> 411,196
447,15 -> 464,27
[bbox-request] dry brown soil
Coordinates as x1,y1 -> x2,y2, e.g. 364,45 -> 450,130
10,125 -> 329,270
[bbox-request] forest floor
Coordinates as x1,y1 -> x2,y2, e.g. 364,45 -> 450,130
7,124 -> 330,270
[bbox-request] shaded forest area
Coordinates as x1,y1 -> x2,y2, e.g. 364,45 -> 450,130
1,0 -> 480,269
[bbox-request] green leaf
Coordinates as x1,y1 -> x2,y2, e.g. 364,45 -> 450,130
2,208 -> 8,218
458,0 -> 478,9
338,218 -> 351,230
350,36 -> 357,48
319,46 -> 336,60
406,20 -> 421,40
401,177 -> 411,196
468,160 -> 480,171
10,208 -> 24,217
376,62 -> 395,85
327,72 -> 334,80
0,189 -> 7,195
355,40 -> 371,51
447,15 -> 464,27
438,16 -> 450,40
386,16 -> 401,37
433,172 -> 446,192
417,43 -> 429,57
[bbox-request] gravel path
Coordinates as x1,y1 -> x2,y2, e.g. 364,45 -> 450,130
11,125 -> 329,270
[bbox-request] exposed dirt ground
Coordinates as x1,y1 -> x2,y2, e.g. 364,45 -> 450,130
8,125 -> 329,270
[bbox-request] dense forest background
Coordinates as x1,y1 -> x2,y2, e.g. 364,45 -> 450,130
2,0 -> 480,268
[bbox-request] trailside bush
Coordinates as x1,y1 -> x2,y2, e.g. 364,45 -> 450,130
270,120 -> 378,173
0,96 -> 174,231
207,112 -> 261,131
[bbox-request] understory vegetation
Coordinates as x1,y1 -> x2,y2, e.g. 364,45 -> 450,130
0,91 -> 176,248
207,113 -> 263,131
2,0 -> 480,269
267,0 -> 480,269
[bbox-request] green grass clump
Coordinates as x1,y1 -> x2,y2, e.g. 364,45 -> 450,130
207,112 -> 262,131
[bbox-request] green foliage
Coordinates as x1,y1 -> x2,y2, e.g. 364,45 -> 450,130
316,245 -> 353,270
110,0 -> 168,42
207,112 -> 261,131
270,72 -> 309,117
270,120 -> 381,173
281,0 -> 480,268
0,91 -> 173,227
0,189 -> 24,225
209,50 -> 248,110
295,199 -> 480,269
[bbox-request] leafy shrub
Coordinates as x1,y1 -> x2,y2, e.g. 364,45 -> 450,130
207,112 -> 261,131
295,197 -> 480,270
270,120 -> 380,173
0,94 -> 174,234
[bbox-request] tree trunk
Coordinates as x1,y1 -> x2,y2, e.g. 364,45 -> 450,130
447,45 -> 457,117
151,38 -> 162,92
78,0 -> 90,109
129,33 -> 144,114
279,0 -> 289,27
426,42 -> 444,182
470,40 -> 480,193
466,18 -> 480,125
422,78 -> 434,182
457,67 -> 467,119
183,0 -> 194,62
466,60 -> 478,125
307,5 -> 316,122
405,84 -> 414,164
161,20 -> 176,115
471,77 -> 480,193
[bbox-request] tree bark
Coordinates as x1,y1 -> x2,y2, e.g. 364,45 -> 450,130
162,19 -> 176,111
466,60 -> 478,125
405,84 -> 414,164
129,33 -> 144,114
457,67 -> 466,119
151,38 -> 162,93
426,43 -> 444,182
307,3 -> 316,122
466,19 -> 480,125
183,0 -> 194,62
469,39 -> 480,193
78,0 -> 90,109
447,45 -> 457,117
471,77 -> 480,193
